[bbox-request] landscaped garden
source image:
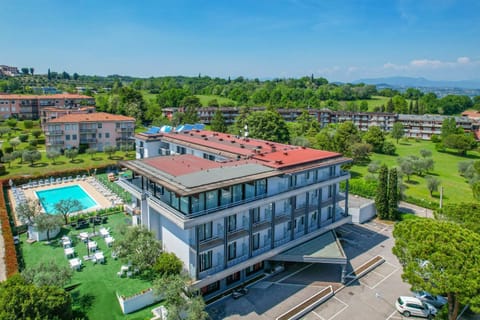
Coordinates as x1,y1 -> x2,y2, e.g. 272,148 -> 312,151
18,212 -> 162,319
350,137 -> 480,206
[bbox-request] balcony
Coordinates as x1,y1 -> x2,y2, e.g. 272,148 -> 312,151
116,127 -> 134,132
227,228 -> 249,242
252,220 -> 271,233
252,245 -> 271,256
80,138 -> 97,144
79,128 -> 97,133
46,140 -> 64,146
199,236 -> 224,251
198,264 -> 224,278
226,254 -> 248,268
45,130 -> 63,136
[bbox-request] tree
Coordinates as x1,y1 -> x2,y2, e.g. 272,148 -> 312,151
388,168 -> 399,220
29,67 -> 34,75
333,121 -> 361,157
22,261 -> 73,288
0,127 -> 11,137
0,274 -> 73,319
113,225 -> 162,272
22,150 -> 41,166
443,133 -> 477,156
16,199 -> 41,226
153,252 -> 183,276
9,137 -> 20,150
291,111 -> 320,138
231,105 -> 250,136
31,129 -> 42,139
419,149 -> 432,158
181,96 -> 201,124
6,118 -> 17,128
86,147 -> 97,159
351,142 -> 372,163
363,126 -> 385,153
54,199 -> 83,224
33,213 -> 64,242
23,120 -> 33,129
103,145 -> 117,159
21,67 -> 29,75
210,108 -> 227,133
46,149 -> 61,164
386,98 -> 394,112
441,117 -> 459,140
375,165 -> 389,219
367,160 -> 381,175
246,111 -> 290,143
397,157 -> 414,182
392,219 -> 480,320
435,203 -> 480,234
2,153 -> 14,168
391,123 -> 405,144
64,148 -> 78,162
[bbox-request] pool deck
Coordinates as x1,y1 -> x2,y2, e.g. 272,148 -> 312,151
9,178 -> 118,225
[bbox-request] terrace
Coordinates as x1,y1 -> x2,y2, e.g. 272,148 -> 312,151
18,212 -> 163,319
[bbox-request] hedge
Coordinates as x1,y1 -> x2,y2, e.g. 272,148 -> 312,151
0,183 -> 19,277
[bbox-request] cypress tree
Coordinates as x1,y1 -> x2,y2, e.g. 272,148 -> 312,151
413,100 -> 419,114
375,165 -> 389,219
388,168 -> 399,220
386,99 -> 394,113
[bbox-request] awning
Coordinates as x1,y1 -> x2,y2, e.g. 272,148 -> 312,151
270,230 -> 347,265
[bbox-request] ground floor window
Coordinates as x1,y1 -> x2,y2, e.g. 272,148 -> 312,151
226,271 -> 241,285
246,262 -> 264,276
200,281 -> 220,296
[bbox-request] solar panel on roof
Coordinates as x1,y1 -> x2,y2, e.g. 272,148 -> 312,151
175,125 -> 184,132
160,125 -> 172,133
183,124 -> 194,131
193,123 -> 205,130
145,127 -> 160,134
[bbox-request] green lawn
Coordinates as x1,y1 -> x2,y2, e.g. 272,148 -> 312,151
350,138 -> 479,205
20,213 -> 162,320
195,94 -> 236,107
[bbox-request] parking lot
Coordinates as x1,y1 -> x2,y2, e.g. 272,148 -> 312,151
207,220 -> 413,320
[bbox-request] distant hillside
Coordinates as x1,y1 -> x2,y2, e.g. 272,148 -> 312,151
353,77 -> 480,89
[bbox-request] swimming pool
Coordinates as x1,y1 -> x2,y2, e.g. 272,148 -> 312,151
36,185 -> 98,214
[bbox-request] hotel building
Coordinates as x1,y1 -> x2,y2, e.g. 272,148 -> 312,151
117,128 -> 351,298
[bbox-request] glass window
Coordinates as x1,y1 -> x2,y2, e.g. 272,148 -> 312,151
227,242 -> 236,260
251,208 -> 260,224
116,123 -> 120,128
198,222 -> 212,242
221,187 -> 231,206
72,134 -> 77,140
227,215 -> 237,232
105,132 -> 110,138
232,184 -> 243,202
98,123 -> 102,129
98,133 -> 102,138
245,182 -> 255,199
256,179 -> 267,195
199,251 -> 212,272
252,233 -> 260,250
65,135 -> 70,141
191,193 -> 205,213
180,196 -> 189,214
226,272 -> 241,285
206,190 -> 218,210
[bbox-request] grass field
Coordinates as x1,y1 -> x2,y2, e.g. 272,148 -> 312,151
195,94 -> 236,107
20,213 -> 161,320
350,138 -> 479,205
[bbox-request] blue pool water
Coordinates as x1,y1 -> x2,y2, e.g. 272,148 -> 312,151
36,185 -> 98,214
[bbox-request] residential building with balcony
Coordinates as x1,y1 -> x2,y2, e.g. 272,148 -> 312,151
117,128 -> 351,299
0,94 -> 95,120
397,114 -> 473,140
45,112 -> 135,151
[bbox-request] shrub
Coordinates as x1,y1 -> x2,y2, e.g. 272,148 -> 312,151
23,120 -> 33,129
31,129 -> 42,139
29,139 -> 38,147
3,146 -> 13,154
0,164 -> 5,175
36,137 -> 45,145
18,134 -> 29,142
0,183 -> 19,276
430,134 -> 440,143
382,141 -> 396,155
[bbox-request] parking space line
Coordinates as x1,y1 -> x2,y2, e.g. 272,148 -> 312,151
327,297 -> 349,320
386,310 -> 399,320
312,310 -> 326,320
275,263 -> 312,284
371,267 -> 399,289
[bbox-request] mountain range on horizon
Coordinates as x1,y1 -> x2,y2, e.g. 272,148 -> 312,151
352,76 -> 480,89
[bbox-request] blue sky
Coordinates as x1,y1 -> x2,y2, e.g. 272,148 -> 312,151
2,0 -> 479,81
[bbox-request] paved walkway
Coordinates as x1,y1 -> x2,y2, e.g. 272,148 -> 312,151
398,201 -> 434,219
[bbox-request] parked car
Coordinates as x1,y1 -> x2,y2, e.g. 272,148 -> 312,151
414,291 -> 447,308
396,296 -> 437,318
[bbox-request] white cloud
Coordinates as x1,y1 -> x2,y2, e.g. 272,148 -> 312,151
457,56 -> 470,64
410,59 -> 443,67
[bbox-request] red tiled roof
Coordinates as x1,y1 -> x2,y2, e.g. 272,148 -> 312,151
138,129 -> 342,169
462,110 -> 480,119
48,112 -> 135,123
143,154 -> 223,176
0,93 -> 93,99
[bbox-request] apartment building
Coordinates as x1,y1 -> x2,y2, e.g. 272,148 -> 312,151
397,114 -> 473,140
41,106 -> 96,127
0,65 -> 19,77
45,112 -> 135,151
313,109 -> 397,132
117,128 -> 351,298
0,94 -> 95,120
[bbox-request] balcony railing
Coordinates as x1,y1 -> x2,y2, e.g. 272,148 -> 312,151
80,138 -> 97,144
79,128 -> 97,133
46,141 -> 64,146
45,130 -> 63,136
226,254 -> 248,268
116,127 -> 134,132
198,264 -> 224,278
252,245 -> 271,256
274,237 -> 290,247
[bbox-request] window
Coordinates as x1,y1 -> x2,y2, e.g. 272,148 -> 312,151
227,215 -> 237,232
65,124 -> 70,131
72,134 -> 77,140
199,251 -> 212,272
312,211 -> 317,221
251,208 -> 260,224
98,123 -> 102,129
116,123 -> 120,128
287,221 -> 292,231
328,206 -> 333,219
200,281 -> 219,295
105,132 -> 110,138
252,233 -> 260,250
98,133 -> 102,138
66,135 -> 70,141
226,272 -> 241,285
227,242 -> 236,260
328,185 -> 333,198
198,222 -> 212,242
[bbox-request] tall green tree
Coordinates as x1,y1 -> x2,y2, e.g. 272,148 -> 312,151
393,219 -> 480,320
0,274 -> 73,319
441,117 -> 459,140
443,133 -> 477,156
333,121 -> 361,157
363,126 -> 385,153
375,165 -> 389,219
54,199 -> 83,224
113,225 -> 162,273
231,105 -> 250,136
246,111 -> 290,143
16,199 -> 41,226
33,213 -> 64,242
22,261 -> 73,288
290,111 -> 320,138
388,168 -> 399,220
181,96 -> 201,124
210,108 -> 227,133
390,122 -> 405,143
425,175 -> 441,196
435,202 -> 480,234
